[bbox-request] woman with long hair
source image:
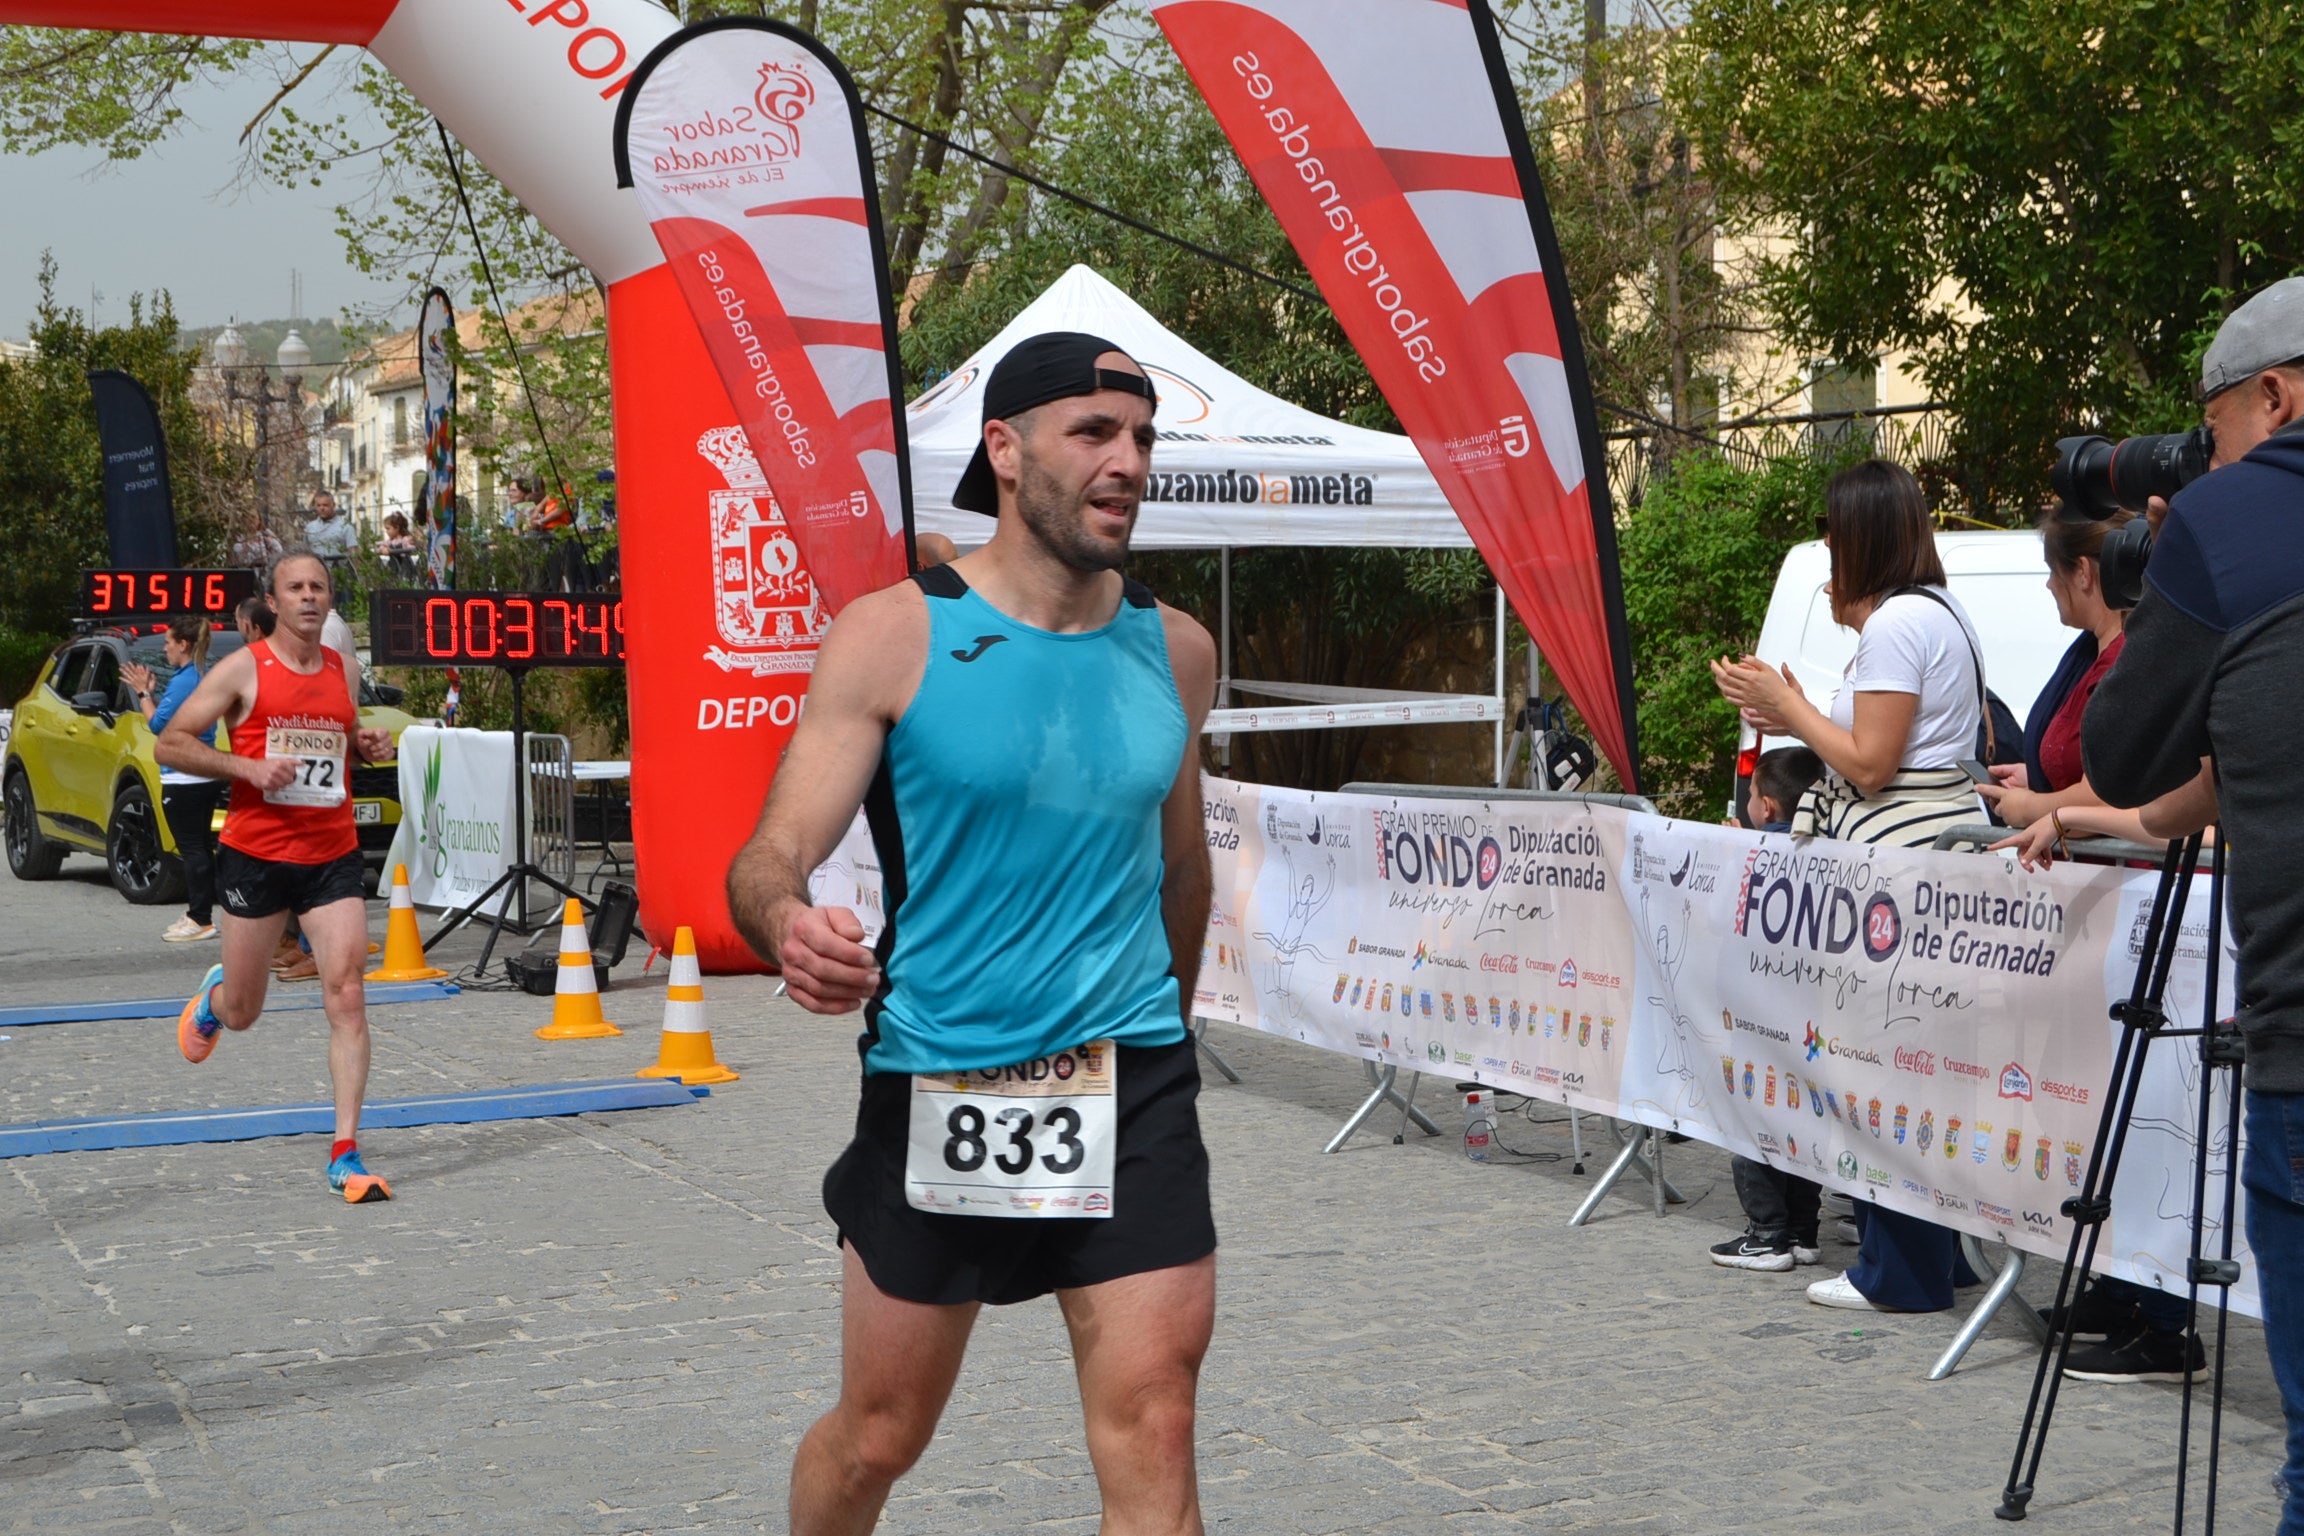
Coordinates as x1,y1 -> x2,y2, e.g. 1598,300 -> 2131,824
1979,510 -> 2167,862
1711,459 -> 1988,1313
123,616 -> 223,942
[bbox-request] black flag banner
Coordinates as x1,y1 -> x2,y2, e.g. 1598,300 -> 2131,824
86,369 -> 180,570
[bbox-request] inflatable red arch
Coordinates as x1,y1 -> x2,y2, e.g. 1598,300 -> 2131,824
4,0 -> 814,971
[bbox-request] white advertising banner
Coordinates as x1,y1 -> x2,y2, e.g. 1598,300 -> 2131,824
1196,778 -> 2254,1317
388,726 -> 517,911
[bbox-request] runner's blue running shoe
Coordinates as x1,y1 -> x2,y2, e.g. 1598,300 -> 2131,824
327,1149 -> 393,1204
177,963 -> 225,1064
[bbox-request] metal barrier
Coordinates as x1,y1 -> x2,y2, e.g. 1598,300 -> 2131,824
1301,783 -> 1687,1221
1918,822 -> 2205,1380
523,733 -> 576,888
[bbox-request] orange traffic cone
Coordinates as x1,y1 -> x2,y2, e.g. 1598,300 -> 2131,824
637,926 -> 738,1086
366,864 -> 448,982
534,898 -> 620,1039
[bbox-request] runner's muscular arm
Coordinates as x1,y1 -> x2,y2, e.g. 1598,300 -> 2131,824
154,649 -> 295,791
1158,605 -> 1218,1023
726,582 -> 927,1013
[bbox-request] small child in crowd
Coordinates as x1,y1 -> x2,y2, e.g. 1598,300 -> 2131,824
1708,746 -> 1828,1272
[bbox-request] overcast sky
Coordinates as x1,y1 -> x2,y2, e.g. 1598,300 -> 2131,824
0,63 -> 405,342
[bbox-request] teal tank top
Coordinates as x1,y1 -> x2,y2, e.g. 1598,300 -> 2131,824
860,565 -> 1189,1074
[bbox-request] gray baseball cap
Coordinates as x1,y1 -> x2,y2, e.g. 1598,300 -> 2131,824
2201,277 -> 2304,400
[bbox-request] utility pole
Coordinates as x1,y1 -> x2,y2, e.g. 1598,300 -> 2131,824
1582,0 -> 1607,168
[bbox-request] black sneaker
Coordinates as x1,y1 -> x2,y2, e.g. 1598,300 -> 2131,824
2039,1287 -> 2144,1340
2062,1328 -> 2209,1384
1709,1229 -> 1795,1272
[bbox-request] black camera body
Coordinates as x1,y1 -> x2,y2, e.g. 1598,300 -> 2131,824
2050,426 -> 2215,608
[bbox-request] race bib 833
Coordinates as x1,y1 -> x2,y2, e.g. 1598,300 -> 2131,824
904,1040 -> 1117,1218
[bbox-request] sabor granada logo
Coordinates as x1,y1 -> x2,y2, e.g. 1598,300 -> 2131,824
753,62 -> 815,157
650,60 -> 817,175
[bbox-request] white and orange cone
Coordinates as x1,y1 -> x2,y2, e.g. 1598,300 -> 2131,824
366,864 -> 448,982
534,898 -> 620,1040
637,926 -> 738,1085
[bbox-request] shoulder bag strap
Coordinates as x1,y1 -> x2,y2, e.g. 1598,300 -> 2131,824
1889,584 -> 1994,760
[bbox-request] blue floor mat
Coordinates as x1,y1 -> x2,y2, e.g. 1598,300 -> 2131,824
0,979 -> 461,1028
0,1078 -> 707,1158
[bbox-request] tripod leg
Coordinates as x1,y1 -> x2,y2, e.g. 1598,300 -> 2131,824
422,865 -> 522,954
470,871 -> 525,979
1999,836 -> 2201,1521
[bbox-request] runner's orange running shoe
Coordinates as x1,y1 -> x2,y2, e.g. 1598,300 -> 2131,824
177,963 -> 225,1064
328,1149 -> 392,1204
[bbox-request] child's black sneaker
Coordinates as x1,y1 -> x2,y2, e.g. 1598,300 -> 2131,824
1709,1228 -> 1795,1272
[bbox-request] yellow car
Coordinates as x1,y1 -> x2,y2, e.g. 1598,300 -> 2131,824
1,627 -> 414,903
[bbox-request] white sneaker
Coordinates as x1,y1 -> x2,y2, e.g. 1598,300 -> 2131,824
1791,1242 -> 1823,1266
1807,1272 -> 1883,1311
1835,1217 -> 1861,1245
162,917 -> 216,943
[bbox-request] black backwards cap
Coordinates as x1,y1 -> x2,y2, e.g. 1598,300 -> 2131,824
952,330 -> 1158,515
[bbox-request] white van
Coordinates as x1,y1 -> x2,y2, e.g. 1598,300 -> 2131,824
1732,530 -> 2071,816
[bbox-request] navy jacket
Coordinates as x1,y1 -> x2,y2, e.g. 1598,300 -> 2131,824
2084,421 -> 2304,1091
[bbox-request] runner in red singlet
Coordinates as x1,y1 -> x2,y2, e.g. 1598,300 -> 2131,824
157,553 -> 398,1202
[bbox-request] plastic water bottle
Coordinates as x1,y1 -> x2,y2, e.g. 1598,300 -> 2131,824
1463,1091 -> 1494,1162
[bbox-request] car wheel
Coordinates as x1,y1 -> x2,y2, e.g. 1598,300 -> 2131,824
4,768 -> 65,880
107,780 -> 184,905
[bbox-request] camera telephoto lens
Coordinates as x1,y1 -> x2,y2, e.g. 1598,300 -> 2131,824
2096,520 -> 2155,610
2051,426 -> 2214,517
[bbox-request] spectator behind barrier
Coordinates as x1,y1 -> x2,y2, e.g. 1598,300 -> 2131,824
380,512 -> 421,585
1979,511 -> 2179,870
1704,745 -> 1828,1276
303,490 -> 357,563
1711,459 -> 1988,1315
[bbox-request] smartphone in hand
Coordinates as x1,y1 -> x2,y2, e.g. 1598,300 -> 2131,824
1957,758 -> 1994,785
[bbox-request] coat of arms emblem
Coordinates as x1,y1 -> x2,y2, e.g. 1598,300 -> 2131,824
698,427 -> 825,675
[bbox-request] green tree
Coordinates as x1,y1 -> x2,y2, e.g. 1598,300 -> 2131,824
0,28 -> 253,159
1614,449 -> 1830,818
1500,4 -> 1774,441
1679,0 -> 2304,513
0,258 -> 231,639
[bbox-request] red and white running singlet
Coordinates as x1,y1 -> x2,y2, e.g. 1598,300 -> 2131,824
221,639 -> 361,864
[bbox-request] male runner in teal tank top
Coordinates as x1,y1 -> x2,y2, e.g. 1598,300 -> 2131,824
729,332 -> 1219,1536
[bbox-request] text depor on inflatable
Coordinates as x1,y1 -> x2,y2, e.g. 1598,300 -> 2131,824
0,0 -> 878,969
614,16 -> 915,618
1154,0 -> 1640,788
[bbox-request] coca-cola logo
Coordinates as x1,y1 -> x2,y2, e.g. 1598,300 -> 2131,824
1894,1046 -> 1936,1076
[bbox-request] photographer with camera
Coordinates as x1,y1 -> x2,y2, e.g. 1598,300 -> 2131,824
2080,276 -> 2304,1531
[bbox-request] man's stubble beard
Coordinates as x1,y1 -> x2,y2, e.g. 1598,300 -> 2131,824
1014,450 -> 1135,574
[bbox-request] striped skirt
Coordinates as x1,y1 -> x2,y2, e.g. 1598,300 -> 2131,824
1789,766 -> 1979,851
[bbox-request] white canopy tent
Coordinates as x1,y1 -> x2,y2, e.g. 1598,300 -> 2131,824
908,265 -> 1474,551
905,266 -> 1509,770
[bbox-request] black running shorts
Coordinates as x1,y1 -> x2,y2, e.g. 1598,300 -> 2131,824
217,847 -> 367,919
824,1037 -> 1217,1306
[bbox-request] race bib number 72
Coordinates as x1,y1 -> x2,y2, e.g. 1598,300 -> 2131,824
263,725 -> 348,808
905,1040 -> 1117,1218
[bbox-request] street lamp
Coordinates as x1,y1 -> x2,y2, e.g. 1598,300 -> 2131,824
208,324 -> 311,544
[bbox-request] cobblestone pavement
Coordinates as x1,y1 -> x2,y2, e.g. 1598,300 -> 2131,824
0,862 -> 2289,1533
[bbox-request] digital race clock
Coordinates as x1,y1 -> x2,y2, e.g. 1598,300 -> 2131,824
370,590 -> 628,669
80,568 -> 258,620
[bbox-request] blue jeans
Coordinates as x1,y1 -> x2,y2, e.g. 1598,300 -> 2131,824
1846,1204 -> 1978,1311
2245,1090 -> 2304,1536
